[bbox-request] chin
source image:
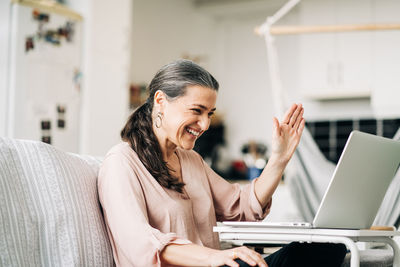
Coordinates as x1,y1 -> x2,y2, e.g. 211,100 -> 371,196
180,142 -> 196,150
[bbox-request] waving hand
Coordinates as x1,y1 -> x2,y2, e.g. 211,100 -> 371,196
271,103 -> 305,163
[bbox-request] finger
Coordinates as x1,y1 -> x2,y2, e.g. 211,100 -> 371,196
225,259 -> 239,267
255,257 -> 268,267
236,251 -> 257,266
297,118 -> 306,135
247,252 -> 268,267
282,103 -> 297,124
249,251 -> 268,267
289,104 -> 302,127
272,117 -> 280,136
293,108 -> 304,130
237,248 -> 265,264
241,250 -> 268,267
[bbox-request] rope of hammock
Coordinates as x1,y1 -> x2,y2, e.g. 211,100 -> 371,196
259,0 -> 300,117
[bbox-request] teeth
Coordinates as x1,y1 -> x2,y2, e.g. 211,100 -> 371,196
187,128 -> 200,136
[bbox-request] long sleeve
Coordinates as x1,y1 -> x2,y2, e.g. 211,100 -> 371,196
98,152 -> 191,267
201,158 -> 272,222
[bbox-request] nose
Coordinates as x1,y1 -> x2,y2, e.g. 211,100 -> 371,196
198,115 -> 211,131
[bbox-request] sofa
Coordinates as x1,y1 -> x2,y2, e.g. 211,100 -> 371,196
0,137 -> 114,266
0,137 -> 395,266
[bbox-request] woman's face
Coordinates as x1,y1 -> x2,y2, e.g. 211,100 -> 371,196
157,85 -> 217,151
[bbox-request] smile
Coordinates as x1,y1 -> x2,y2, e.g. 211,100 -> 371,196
186,127 -> 200,137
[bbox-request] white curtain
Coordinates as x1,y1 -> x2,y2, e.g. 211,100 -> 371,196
374,128 -> 400,226
286,127 -> 335,221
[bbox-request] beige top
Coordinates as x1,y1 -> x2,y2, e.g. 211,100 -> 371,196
98,142 -> 271,267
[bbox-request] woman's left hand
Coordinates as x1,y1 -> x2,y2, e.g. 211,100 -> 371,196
270,103 -> 305,163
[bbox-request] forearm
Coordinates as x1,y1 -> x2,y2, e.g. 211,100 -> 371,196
160,243 -> 215,266
253,103 -> 304,209
254,154 -> 288,208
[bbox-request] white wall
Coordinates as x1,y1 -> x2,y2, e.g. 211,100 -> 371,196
130,0 -> 218,83
214,16 -> 275,159
0,0 -> 131,155
210,0 -> 400,158
67,0 -> 132,156
130,0 -> 289,159
0,0 -> 11,136
209,3 -> 301,159
210,0 -> 400,126
5,0 -> 397,157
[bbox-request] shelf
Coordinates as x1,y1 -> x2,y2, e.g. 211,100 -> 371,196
303,90 -> 371,101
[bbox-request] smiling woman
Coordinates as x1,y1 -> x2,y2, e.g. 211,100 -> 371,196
97,59 -> 346,267
154,85 -> 217,152
120,60 -> 219,193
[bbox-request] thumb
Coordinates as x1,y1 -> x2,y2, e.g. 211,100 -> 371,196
272,117 -> 280,136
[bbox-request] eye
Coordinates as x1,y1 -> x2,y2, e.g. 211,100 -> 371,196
191,108 -> 201,114
208,112 -> 214,118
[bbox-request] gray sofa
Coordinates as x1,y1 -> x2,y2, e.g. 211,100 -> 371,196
0,137 -> 395,266
0,137 -> 114,266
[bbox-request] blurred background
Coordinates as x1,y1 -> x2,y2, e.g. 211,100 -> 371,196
1,0 -> 399,185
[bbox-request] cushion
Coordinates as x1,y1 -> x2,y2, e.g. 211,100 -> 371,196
0,137 -> 114,266
341,249 -> 393,267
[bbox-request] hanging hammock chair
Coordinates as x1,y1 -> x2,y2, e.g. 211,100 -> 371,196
256,0 -> 400,225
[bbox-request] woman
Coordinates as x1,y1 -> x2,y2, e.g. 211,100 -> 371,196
98,59 -> 346,267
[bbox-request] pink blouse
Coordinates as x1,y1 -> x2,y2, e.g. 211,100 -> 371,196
98,142 -> 271,267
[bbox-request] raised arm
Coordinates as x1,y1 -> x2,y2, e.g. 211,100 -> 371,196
254,103 -> 305,208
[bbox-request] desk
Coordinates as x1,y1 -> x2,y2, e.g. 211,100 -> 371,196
214,224 -> 400,267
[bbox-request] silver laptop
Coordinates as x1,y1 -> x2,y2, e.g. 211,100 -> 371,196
225,130 -> 400,230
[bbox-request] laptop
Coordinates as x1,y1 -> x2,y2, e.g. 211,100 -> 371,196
225,130 -> 400,230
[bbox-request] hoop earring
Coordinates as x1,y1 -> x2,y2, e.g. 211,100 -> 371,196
155,112 -> 163,128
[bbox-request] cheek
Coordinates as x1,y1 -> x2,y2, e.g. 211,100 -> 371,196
168,118 -> 187,138
206,118 -> 212,129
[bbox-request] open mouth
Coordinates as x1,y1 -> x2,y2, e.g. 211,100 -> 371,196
185,127 -> 201,137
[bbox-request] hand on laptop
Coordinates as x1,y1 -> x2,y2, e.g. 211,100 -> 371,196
209,246 -> 268,267
270,103 -> 305,163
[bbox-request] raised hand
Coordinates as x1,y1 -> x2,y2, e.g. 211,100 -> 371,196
208,246 -> 268,267
271,103 -> 305,163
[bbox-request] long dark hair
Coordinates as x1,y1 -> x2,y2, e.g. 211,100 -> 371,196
121,59 -> 219,193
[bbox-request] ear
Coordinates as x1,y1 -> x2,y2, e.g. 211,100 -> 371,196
153,90 -> 167,111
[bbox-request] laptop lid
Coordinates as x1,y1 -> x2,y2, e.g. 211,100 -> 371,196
313,131 -> 400,229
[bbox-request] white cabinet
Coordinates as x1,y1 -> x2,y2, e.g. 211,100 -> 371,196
371,0 -> 400,117
295,0 -> 400,117
298,0 -> 374,99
